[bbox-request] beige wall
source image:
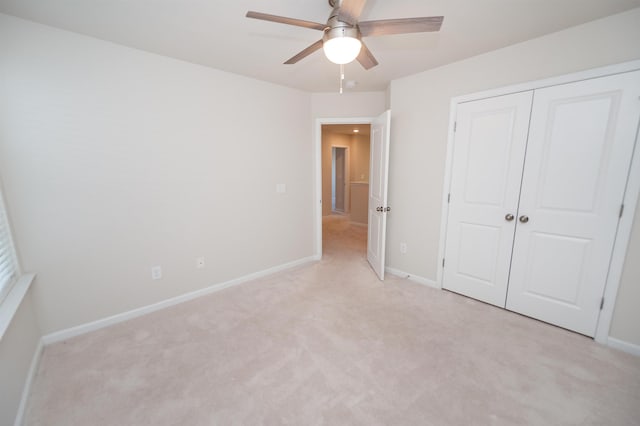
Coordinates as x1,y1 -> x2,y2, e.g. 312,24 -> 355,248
350,184 -> 369,225
388,8 -> 640,344
0,14 -> 314,334
0,287 -> 41,426
350,135 -> 370,183
349,134 -> 370,225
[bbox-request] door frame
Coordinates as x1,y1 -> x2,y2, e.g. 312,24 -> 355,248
437,59 -> 640,345
314,117 -> 374,258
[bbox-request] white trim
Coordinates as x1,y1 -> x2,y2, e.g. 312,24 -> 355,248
436,101 -> 459,289
314,121 -> 323,258
314,117 -> 374,259
439,59 -> 640,343
13,338 -> 44,426
0,274 -> 36,341
42,255 -> 318,345
386,267 -> 439,289
595,112 -> 640,343
607,337 -> 640,357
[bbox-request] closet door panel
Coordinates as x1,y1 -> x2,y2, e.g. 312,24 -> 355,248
506,71 -> 640,336
443,91 -> 533,307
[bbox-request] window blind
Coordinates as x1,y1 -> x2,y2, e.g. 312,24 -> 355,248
0,190 -> 18,304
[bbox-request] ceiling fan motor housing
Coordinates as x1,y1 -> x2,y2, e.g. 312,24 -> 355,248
323,25 -> 360,43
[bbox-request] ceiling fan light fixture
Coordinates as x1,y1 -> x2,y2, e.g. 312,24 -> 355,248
323,27 -> 362,65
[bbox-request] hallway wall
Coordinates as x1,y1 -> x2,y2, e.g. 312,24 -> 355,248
321,132 -> 371,217
350,135 -> 370,183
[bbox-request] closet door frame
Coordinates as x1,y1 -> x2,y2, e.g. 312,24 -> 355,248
437,59 -> 640,345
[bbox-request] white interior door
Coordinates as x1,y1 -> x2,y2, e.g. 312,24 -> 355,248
506,71 -> 640,336
443,92 -> 533,306
367,110 -> 391,280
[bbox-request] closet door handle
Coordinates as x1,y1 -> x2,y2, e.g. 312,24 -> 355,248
519,215 -> 529,223
505,213 -> 514,221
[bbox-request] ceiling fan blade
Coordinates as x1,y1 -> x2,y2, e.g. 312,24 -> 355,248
246,11 -> 327,31
356,41 -> 378,70
358,16 -> 444,37
337,0 -> 367,25
284,39 -> 324,64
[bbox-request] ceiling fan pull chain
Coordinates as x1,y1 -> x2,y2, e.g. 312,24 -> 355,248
339,63 -> 345,94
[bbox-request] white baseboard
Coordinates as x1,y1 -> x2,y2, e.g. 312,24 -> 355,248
607,337 -> 640,357
385,267 -> 440,289
42,255 -> 318,345
14,338 -> 44,426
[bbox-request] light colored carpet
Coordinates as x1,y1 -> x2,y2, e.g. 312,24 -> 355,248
25,215 -> 640,425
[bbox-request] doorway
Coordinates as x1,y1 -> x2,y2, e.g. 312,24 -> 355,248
319,122 -> 371,257
314,112 -> 391,279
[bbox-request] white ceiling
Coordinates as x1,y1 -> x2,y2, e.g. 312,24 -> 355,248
1,0 -> 639,93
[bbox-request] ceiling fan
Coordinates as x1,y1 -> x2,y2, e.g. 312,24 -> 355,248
246,0 -> 444,70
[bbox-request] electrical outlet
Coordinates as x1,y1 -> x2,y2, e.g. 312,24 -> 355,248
151,266 -> 162,280
196,256 -> 205,269
400,242 -> 407,254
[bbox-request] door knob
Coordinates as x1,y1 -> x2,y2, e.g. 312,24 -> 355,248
376,207 -> 382,212
505,213 -> 514,221
384,207 -> 391,212
519,215 -> 529,223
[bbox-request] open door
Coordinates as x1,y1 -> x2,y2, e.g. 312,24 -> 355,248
367,110 -> 391,280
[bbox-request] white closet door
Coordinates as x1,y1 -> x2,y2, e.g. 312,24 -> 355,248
443,92 -> 533,306
506,71 -> 640,336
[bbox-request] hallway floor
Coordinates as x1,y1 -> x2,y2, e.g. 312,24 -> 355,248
24,215 -> 640,425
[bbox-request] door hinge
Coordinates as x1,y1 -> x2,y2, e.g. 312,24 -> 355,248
600,297 -> 605,310
442,258 -> 445,268
619,203 -> 624,218
453,121 -> 457,132
447,193 -> 451,203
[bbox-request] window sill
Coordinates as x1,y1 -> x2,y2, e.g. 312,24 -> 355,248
0,273 -> 36,341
